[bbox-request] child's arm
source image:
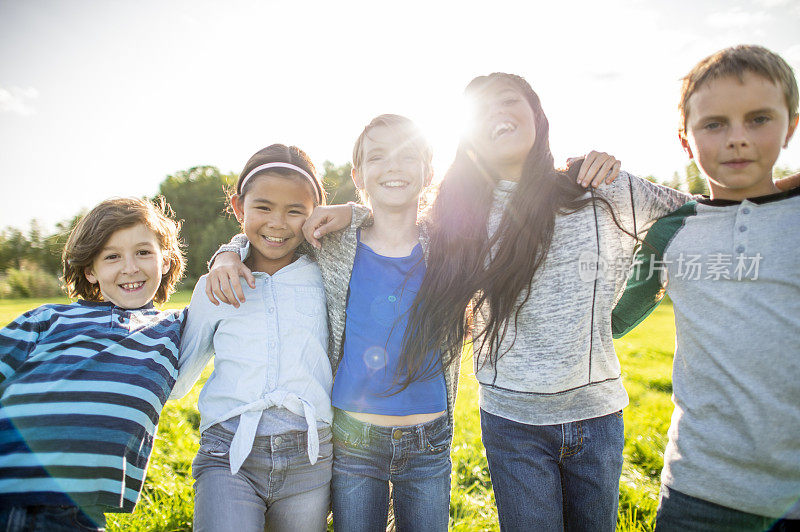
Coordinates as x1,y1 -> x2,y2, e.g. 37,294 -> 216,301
302,203 -> 360,249
775,171 -> 800,191
0,308 -> 47,384
622,172 -> 692,237
170,277 -> 219,399
205,233 -> 255,307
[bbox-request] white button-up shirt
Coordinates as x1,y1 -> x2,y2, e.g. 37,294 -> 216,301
173,255 -> 332,474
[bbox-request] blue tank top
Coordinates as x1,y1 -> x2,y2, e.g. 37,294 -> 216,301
331,236 -> 447,415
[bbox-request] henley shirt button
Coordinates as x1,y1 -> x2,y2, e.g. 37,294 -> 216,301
388,295 -> 397,303
742,207 -> 750,214
392,429 -> 403,440
736,245 -> 745,253
268,307 -> 274,313
274,436 -> 283,446
739,226 -> 747,232
118,316 -> 125,323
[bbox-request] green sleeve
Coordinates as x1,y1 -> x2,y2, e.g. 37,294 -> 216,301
612,201 -> 697,338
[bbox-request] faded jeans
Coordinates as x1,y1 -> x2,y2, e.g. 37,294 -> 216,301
331,409 -> 452,532
192,424 -> 332,532
480,408 -> 625,532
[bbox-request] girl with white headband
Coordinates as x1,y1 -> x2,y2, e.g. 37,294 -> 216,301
174,144 -> 333,531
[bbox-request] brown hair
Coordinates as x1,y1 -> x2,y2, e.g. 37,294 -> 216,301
63,197 -> 185,304
351,114 -> 432,204
235,144 -> 325,206
679,44 -> 799,135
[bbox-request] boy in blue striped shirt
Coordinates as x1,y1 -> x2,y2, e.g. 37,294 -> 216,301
0,197 -> 186,531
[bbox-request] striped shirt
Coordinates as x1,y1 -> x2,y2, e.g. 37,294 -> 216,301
0,300 -> 184,513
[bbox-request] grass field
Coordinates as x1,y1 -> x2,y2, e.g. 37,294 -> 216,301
0,291 -> 676,531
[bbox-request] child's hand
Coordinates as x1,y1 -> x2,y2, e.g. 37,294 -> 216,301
569,151 -> 621,188
302,204 -> 355,249
775,172 -> 800,192
205,252 -> 254,308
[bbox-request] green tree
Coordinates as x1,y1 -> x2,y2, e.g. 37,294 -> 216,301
0,228 -> 29,271
684,160 -> 710,195
321,161 -> 358,204
159,166 -> 240,285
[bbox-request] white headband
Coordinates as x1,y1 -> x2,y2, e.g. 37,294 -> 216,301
239,162 -> 322,203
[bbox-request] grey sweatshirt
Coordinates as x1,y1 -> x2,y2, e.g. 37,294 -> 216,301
476,172 -> 688,425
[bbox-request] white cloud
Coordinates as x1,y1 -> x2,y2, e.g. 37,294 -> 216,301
752,0 -> 791,7
706,8 -> 771,29
783,44 -> 800,67
0,86 -> 38,115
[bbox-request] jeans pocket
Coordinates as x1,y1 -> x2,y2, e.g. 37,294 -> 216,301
332,419 -> 361,448
198,432 -> 230,458
424,424 -> 452,454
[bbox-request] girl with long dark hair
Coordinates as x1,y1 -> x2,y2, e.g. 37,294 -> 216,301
399,73 -> 690,531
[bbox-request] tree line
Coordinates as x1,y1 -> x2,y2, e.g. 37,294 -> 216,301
0,162 -> 795,298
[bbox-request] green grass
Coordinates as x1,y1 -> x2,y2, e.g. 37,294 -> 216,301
0,293 -> 677,531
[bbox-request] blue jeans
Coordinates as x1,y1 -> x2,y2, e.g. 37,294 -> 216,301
331,409 -> 452,532
0,505 -> 104,531
480,408 -> 624,532
192,424 -> 333,532
656,485 -> 800,532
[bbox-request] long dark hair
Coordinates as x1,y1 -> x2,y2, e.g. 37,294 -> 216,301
395,73 -> 621,389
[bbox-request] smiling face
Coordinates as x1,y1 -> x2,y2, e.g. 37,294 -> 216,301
84,223 -> 170,309
352,124 -> 432,212
682,71 -> 798,201
231,172 -> 315,275
467,78 -> 537,181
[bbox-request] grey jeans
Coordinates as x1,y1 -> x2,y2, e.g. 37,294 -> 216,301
192,424 -> 332,532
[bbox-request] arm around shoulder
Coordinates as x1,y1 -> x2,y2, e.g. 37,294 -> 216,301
170,277 -> 219,399
622,172 -> 692,234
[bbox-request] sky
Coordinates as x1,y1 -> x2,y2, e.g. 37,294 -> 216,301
1,0 -> 799,231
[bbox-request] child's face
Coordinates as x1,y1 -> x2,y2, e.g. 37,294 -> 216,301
231,173 -> 315,275
352,125 -> 432,211
682,71 -> 798,200
467,79 -> 536,180
84,223 -> 170,309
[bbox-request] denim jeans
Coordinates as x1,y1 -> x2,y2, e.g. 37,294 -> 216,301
480,408 -> 624,532
0,505 -> 105,531
656,485 -> 800,532
192,424 -> 333,532
331,409 -> 452,532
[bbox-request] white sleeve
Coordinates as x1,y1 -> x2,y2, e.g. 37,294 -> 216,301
170,277 -> 218,399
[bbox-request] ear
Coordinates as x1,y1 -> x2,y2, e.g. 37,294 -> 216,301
351,167 -> 364,190
161,257 -> 171,276
231,194 -> 245,223
784,114 -> 799,148
679,131 -> 694,159
84,266 -> 98,285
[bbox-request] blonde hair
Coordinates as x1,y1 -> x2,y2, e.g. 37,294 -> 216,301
679,44 -> 799,135
351,114 -> 433,202
63,197 -> 185,304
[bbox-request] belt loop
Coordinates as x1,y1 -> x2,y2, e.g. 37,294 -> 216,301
362,419 -> 370,446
